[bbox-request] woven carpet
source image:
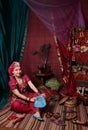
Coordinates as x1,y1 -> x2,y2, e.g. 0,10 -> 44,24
0,101 -> 88,130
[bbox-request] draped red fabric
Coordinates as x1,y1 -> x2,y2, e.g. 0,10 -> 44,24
54,38 -> 76,96
66,38 -> 77,96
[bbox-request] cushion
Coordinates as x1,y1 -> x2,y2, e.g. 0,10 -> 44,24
45,77 -> 62,90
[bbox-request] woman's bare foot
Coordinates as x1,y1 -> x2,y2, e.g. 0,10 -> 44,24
16,113 -> 25,118
12,113 -> 25,124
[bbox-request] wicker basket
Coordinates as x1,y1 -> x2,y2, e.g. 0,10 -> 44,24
58,96 -> 69,105
64,98 -> 77,107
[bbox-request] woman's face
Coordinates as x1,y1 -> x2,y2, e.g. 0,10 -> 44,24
12,66 -> 22,77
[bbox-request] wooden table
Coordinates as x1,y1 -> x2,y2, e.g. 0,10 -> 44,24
36,72 -> 54,84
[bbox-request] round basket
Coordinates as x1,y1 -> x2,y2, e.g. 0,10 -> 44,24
64,98 -> 77,107
58,96 -> 69,105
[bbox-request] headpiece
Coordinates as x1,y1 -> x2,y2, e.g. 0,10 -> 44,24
8,61 -> 20,76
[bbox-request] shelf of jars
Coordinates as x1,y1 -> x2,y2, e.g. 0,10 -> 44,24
71,28 -> 88,88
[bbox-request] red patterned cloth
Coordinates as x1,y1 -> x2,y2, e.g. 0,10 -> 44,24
8,74 -> 39,114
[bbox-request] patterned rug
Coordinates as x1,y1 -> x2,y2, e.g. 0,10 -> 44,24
0,101 -> 88,130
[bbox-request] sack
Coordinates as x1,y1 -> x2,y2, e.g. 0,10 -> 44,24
34,95 -> 47,108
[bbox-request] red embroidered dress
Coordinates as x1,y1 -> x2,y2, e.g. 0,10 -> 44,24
9,74 -> 39,113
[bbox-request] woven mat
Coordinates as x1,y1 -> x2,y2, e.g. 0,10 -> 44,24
0,101 -> 88,130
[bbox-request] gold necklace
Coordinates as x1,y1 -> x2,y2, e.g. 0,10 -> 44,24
15,77 -> 22,84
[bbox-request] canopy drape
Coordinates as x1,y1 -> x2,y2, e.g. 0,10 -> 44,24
23,0 -> 85,47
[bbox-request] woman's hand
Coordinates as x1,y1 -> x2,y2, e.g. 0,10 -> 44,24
30,97 -> 37,102
40,93 -> 46,97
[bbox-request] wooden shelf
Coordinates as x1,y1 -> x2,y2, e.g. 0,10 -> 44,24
71,28 -> 88,89
75,80 -> 88,87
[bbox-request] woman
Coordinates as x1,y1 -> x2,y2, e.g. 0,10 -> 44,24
8,61 -> 44,121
